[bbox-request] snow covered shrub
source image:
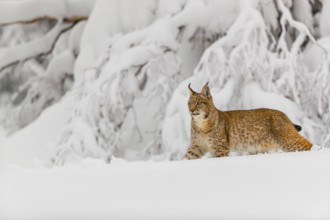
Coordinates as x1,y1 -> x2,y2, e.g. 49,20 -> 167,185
50,17 -> 183,164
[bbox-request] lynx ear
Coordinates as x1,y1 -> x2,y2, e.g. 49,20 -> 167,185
188,83 -> 195,95
201,82 -> 210,98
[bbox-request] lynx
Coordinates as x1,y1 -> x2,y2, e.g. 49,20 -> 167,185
184,82 -> 312,159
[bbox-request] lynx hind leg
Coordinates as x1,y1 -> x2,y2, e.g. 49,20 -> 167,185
275,123 -> 312,152
184,145 -> 206,160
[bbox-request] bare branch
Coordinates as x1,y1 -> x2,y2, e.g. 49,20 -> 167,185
0,15 -> 87,27
0,0 -> 95,24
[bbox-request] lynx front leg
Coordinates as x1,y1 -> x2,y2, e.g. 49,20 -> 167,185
184,144 -> 206,160
209,147 -> 229,157
209,138 -> 229,158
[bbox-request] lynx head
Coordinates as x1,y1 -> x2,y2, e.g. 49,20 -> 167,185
188,82 -> 214,119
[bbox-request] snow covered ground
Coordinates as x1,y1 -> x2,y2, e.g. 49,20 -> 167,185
1,149 -> 330,220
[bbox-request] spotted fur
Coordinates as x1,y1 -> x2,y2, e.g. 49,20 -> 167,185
184,83 -> 312,159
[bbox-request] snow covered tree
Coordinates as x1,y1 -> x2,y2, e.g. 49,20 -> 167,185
0,0 -> 329,165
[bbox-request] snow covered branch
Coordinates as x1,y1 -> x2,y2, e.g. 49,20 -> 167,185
0,19 -> 83,73
276,0 -> 315,54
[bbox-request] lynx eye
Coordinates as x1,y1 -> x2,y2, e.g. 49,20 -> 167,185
190,103 -> 197,110
197,103 -> 207,108
189,103 -> 198,114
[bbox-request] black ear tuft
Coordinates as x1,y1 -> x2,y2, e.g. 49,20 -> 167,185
188,83 -> 195,95
201,82 -> 210,98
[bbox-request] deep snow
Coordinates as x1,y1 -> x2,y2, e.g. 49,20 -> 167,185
1,149 -> 330,220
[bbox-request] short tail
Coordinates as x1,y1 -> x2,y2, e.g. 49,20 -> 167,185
293,124 -> 302,132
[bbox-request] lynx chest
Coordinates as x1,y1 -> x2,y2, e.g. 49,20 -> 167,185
192,131 -> 213,151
